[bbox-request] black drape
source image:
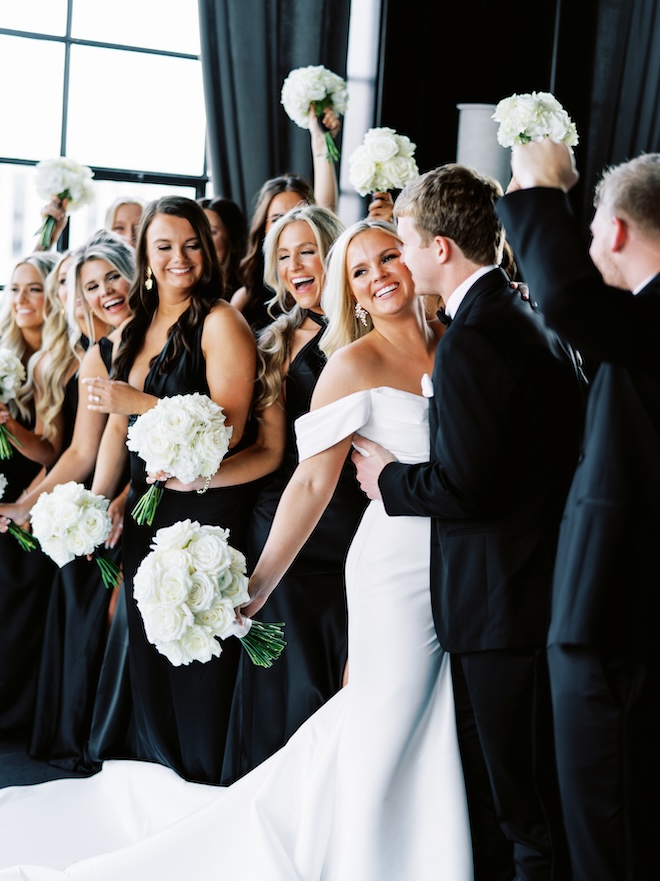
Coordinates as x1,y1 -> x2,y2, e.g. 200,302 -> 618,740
198,0 -> 351,218
578,0 -> 660,226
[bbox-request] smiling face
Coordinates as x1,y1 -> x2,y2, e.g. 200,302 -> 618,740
146,213 -> 205,297
346,228 -> 415,320
80,258 -> 131,327
111,202 -> 142,248
10,263 -> 47,332
276,220 -> 325,312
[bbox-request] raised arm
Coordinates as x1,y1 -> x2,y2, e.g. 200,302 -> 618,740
309,105 -> 339,212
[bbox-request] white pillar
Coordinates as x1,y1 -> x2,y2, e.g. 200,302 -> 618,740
456,103 -> 511,189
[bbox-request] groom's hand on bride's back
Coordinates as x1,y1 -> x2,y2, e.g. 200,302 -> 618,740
351,434 -> 396,501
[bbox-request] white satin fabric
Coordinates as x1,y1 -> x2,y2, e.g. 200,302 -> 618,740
0,387 -> 473,881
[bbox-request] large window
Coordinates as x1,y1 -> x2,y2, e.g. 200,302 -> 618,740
0,0 -> 207,284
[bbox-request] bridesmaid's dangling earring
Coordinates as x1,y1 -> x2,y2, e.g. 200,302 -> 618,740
145,266 -> 154,291
354,301 -> 368,327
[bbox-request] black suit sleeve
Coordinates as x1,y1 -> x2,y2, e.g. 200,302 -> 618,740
496,188 -> 660,373
380,325 -> 514,520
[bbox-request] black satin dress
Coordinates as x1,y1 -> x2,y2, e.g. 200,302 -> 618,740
0,408 -> 57,737
93,321 -> 257,785
221,311 -> 368,783
29,338 -> 122,772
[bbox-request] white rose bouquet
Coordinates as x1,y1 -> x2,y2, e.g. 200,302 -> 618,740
492,91 -> 579,148
134,519 -> 286,668
30,481 -> 120,589
35,157 -> 95,249
281,64 -> 348,163
0,346 -> 27,460
126,392 -> 233,527
348,127 -> 419,197
0,473 -> 38,551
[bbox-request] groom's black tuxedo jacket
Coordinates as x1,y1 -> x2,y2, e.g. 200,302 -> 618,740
497,188 -> 660,658
380,267 -> 584,653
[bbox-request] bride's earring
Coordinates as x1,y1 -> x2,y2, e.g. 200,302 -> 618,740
145,266 -> 154,291
354,301 -> 368,327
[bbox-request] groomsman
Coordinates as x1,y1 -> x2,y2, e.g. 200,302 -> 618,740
497,141 -> 660,881
352,163 -> 584,881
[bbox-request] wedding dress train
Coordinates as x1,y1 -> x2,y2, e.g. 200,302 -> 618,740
0,387 -> 473,881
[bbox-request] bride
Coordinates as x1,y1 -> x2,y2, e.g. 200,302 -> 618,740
0,220 -> 473,881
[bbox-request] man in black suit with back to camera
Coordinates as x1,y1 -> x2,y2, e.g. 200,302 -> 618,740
353,164 -> 583,881
497,140 -> 660,881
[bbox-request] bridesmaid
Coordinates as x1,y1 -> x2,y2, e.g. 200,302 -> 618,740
88,196 -> 257,784
156,205 -> 368,782
18,232 -> 140,772
0,251 -> 65,735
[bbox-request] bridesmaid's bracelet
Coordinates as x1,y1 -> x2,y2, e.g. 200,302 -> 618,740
196,475 -> 212,495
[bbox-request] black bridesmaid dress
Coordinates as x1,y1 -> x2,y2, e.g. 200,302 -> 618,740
94,320 -> 257,785
221,311 -> 368,783
0,409 -> 57,737
28,338 -> 123,772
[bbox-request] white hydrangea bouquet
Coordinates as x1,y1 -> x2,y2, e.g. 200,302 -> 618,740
281,64 -> 348,163
492,91 -> 579,148
35,156 -> 95,249
348,127 -> 419,197
126,392 -> 233,527
0,473 -> 38,551
0,346 -> 27,459
134,519 -> 286,668
30,481 -> 121,589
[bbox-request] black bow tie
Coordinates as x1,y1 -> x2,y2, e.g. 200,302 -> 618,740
436,308 -> 452,327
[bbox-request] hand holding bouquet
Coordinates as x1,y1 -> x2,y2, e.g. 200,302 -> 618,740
30,482 -> 121,588
0,347 -> 26,460
0,474 -> 38,551
126,393 -> 233,527
281,65 -> 348,163
492,91 -> 579,148
134,519 -> 286,668
34,157 -> 94,249
348,127 -> 419,197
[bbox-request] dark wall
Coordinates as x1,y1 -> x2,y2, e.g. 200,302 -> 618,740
376,0 -> 599,226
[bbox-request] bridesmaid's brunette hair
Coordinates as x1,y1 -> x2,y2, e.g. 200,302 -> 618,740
112,196 -> 223,381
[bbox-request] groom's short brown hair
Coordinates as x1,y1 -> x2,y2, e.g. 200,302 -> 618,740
395,164 -> 504,266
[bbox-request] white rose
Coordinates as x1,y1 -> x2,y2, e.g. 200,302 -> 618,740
152,564 -> 192,607
363,128 -> 399,163
79,506 -> 111,548
196,597 -> 236,639
142,602 -> 193,645
156,640 -> 192,667
152,519 -> 198,551
65,529 -> 92,559
0,474 -> 7,499
348,146 -> 378,197
385,156 -> 419,189
133,558 -> 159,603
42,538 -> 74,568
180,627 -> 222,664
188,531 -> 232,577
187,570 -> 217,613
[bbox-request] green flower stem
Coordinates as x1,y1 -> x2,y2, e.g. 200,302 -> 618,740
238,621 -> 286,668
95,553 -> 122,590
311,100 -> 340,163
0,424 -> 21,459
131,482 -> 164,526
7,522 -> 38,552
36,187 -> 72,250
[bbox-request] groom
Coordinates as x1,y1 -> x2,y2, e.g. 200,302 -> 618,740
353,164 -> 583,881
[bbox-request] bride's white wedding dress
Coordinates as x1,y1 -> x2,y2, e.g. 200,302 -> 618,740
0,387 -> 473,881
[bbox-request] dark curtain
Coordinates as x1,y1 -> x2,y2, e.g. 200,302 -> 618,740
578,0 -> 660,226
198,0 -> 351,219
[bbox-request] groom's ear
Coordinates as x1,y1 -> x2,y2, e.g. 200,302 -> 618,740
433,235 -> 452,264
